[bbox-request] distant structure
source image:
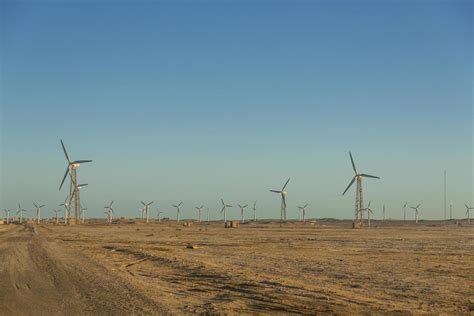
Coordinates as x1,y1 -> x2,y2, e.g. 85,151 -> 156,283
297,203 -> 309,222
3,209 -> 11,224
59,197 -> 69,224
270,178 -> 290,221
342,152 -> 380,228
52,209 -> 61,224
411,204 -> 422,223
403,202 -> 408,221
363,200 -> 374,226
444,170 -> 447,220
104,201 -> 114,224
220,199 -> 232,223
195,205 -> 204,222
141,201 -> 154,223
58,139 -> 92,224
449,201 -> 453,220
156,208 -> 163,222
252,201 -> 257,221
464,204 -> 473,224
80,206 -> 87,224
206,207 -> 210,222
238,204 -> 248,223
172,202 -> 183,223
382,204 -> 386,221
33,203 -> 45,224
17,204 -> 27,224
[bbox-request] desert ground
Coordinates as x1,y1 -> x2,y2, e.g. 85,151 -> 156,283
0,219 -> 472,315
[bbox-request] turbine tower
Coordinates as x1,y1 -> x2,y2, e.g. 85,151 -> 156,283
411,204 -> 421,223
17,204 -> 27,224
52,209 -> 61,224
238,204 -> 248,223
363,200 -> 374,226
403,202 -> 408,221
33,203 -> 45,224
195,205 -> 204,222
464,204 -> 473,224
3,209 -> 11,224
220,199 -> 232,223
252,201 -> 257,221
206,207 -> 209,222
59,197 -> 69,224
172,202 -> 183,223
141,201 -> 154,223
342,152 -> 380,227
58,139 -> 92,224
156,208 -> 163,222
270,178 -> 290,221
80,205 -> 87,224
104,201 -> 114,224
298,203 -> 309,222
383,204 -> 386,221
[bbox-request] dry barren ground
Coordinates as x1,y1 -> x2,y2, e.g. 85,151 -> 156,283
0,220 -> 472,315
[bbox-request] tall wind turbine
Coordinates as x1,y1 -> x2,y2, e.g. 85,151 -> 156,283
173,202 -> 183,223
252,201 -> 257,221
270,178 -> 290,221
298,203 -> 309,222
33,203 -> 45,224
17,204 -> 27,224
58,139 -> 92,224
220,199 -> 232,223
364,201 -> 374,227
411,204 -> 422,223
80,205 -> 87,224
342,152 -> 380,227
141,201 -> 154,223
59,197 -> 69,224
156,208 -> 163,222
52,209 -> 61,224
238,204 -> 248,223
3,209 -> 11,224
403,202 -> 408,221
382,204 -> 386,221
195,205 -> 204,222
104,201 -> 114,224
465,204 -> 473,224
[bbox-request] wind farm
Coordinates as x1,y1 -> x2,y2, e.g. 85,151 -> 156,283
1,1 -> 472,314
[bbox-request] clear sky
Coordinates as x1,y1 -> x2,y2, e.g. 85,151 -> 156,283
1,0 -> 472,221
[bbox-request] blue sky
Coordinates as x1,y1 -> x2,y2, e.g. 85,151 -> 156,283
1,0 -> 472,220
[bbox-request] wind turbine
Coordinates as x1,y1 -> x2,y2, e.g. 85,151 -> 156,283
342,152 -> 380,227
172,202 -> 183,223
383,204 -> 386,221
3,209 -> 11,224
411,204 -> 421,223
195,205 -> 204,222
80,205 -> 87,224
252,201 -> 257,221
464,204 -> 473,224
449,200 -> 453,220
59,197 -> 69,224
17,204 -> 27,224
33,203 -> 45,224
238,204 -> 248,223
270,178 -> 290,221
206,207 -> 210,222
141,201 -> 154,223
363,201 -> 374,226
298,203 -> 309,222
220,199 -> 232,223
403,202 -> 408,221
156,208 -> 163,222
58,139 -> 92,224
52,209 -> 61,224
104,201 -> 114,224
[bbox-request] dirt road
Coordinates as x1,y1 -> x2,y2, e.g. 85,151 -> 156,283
0,221 -> 472,315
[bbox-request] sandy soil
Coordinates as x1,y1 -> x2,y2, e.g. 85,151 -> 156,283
0,220 -> 472,315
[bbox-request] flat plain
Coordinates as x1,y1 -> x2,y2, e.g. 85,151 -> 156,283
0,220 -> 472,315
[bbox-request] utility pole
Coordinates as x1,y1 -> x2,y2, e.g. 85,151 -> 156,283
444,170 -> 447,220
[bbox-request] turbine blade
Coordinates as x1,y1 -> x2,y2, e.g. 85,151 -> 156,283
368,201 -> 371,207
221,206 -> 225,213
148,201 -> 154,206
60,139 -> 70,163
72,160 -> 92,164
40,205 -> 45,208
304,203 -> 308,208
360,174 -> 380,179
466,204 -> 470,209
342,176 -> 356,195
270,190 -> 281,193
141,201 -> 146,205
243,204 -> 248,208
59,166 -> 70,190
238,204 -> 242,208
33,203 -> 38,208
282,178 -> 290,191
178,202 -> 183,206
349,151 -> 357,174
221,199 -> 225,205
